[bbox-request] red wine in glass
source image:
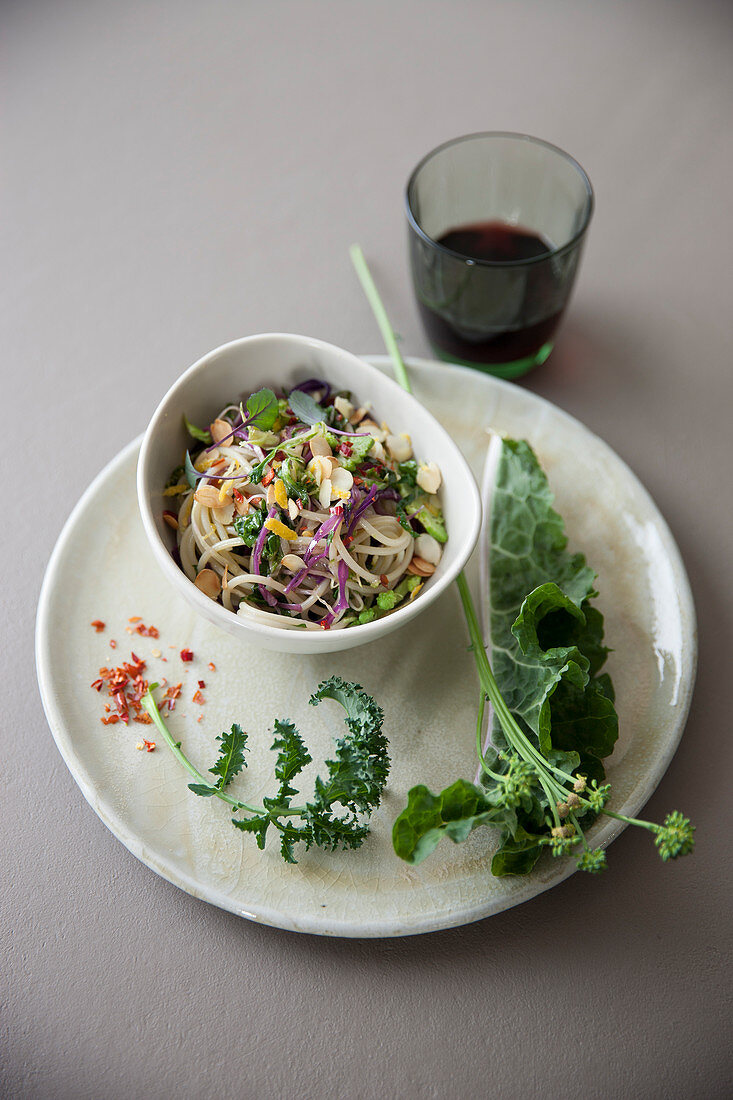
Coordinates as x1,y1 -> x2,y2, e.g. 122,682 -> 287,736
415,220 -> 567,366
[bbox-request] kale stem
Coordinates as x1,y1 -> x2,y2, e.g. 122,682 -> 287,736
475,691 -> 487,766
568,811 -> 588,850
602,809 -> 659,833
141,687 -> 306,819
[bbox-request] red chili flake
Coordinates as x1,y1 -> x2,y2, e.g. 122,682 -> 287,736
128,616 -> 142,623
132,622 -> 159,638
180,648 -> 194,662
232,488 -> 244,504
261,468 -> 275,487
198,679 -> 206,689
319,618 -> 331,630
343,535 -> 353,547
109,639 -> 117,649
90,620 -> 105,632
192,689 -> 204,705
197,715 -> 203,723
143,739 -> 156,752
379,574 -> 389,586
164,683 -> 183,712
339,442 -> 353,456
208,662 -> 216,672
353,477 -> 363,487
133,714 -> 153,725
92,643 -> 152,725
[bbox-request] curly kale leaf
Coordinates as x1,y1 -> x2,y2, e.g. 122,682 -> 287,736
148,677 -> 389,865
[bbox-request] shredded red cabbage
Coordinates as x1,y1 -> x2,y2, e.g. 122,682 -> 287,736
344,484 -> 379,537
252,506 -> 279,606
291,378 -> 332,401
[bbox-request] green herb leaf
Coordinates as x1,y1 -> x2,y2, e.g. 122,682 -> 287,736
183,415 -> 212,444
245,387 -> 278,431
208,724 -> 248,789
289,389 -> 326,426
392,780 -> 506,865
184,451 -> 198,489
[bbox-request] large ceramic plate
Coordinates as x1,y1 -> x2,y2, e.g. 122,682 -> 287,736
35,357 -> 696,937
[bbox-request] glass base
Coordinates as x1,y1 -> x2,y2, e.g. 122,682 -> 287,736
429,340 -> 554,379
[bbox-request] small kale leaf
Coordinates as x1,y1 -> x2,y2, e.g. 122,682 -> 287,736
392,780 -> 510,865
208,724 -> 248,788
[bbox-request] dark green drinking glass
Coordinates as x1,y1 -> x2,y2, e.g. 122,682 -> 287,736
406,132 -> 594,378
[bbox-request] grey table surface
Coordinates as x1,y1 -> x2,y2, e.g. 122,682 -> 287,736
3,2 -> 732,1097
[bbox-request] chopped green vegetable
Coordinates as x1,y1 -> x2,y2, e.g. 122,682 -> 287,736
339,434 -> 374,471
233,507 -> 265,547
413,497 -> 447,543
141,677 -> 389,864
278,457 -> 311,508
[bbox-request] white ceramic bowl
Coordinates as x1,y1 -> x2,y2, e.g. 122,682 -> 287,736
137,333 -> 481,653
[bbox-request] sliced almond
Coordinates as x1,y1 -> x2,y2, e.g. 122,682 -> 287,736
194,568 -> 221,599
210,418 -> 233,444
360,418 -> 387,443
330,466 -> 354,497
414,533 -> 442,565
308,455 -> 335,485
162,511 -> 179,530
350,407 -> 367,425
281,553 -> 305,572
287,498 -> 299,521
334,395 -> 355,421
212,502 -> 235,525
310,435 -> 333,458
194,484 -> 223,509
416,461 -> 442,495
406,555 -> 436,577
318,478 -> 332,510
386,433 -> 413,462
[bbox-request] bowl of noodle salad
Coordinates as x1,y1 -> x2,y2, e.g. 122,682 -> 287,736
137,334 -> 480,653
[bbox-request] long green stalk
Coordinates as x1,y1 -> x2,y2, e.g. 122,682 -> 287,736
349,245 -> 413,394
